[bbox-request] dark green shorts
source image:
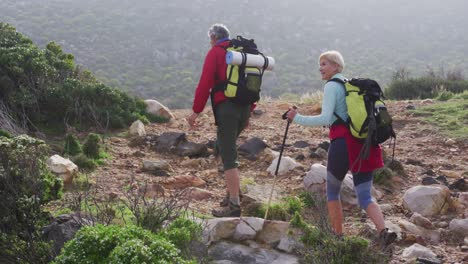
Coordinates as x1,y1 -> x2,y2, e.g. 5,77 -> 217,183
215,100 -> 251,170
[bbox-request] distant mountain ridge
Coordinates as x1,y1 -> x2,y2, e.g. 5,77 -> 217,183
1,0 -> 467,108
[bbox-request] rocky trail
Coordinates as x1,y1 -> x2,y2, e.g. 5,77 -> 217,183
83,99 -> 467,263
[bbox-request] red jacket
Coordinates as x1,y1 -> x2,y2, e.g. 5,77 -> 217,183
192,40 -> 256,113
192,41 -> 230,113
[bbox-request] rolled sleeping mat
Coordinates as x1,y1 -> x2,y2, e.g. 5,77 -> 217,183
226,51 -> 275,71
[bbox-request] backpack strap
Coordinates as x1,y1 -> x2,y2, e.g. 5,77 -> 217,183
327,78 -> 348,125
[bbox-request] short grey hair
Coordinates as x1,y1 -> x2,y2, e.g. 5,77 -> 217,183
207,23 -> 230,40
319,50 -> 345,72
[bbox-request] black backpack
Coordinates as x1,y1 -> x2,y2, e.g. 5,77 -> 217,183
329,78 -> 396,159
212,36 -> 268,105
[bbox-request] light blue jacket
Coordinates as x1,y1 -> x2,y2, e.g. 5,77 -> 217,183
293,73 -> 348,126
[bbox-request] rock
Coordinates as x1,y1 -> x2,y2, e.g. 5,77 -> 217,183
142,160 -> 172,172
245,184 -> 280,204
144,99 -> 175,120
459,192 -> 468,206
314,148 -> 328,159
252,109 -> 264,116
379,204 -> 393,214
175,141 -> 209,158
449,218 -> 468,237
398,219 -> 440,242
42,214 -> 91,256
421,99 -> 434,104
402,243 -> 437,261
267,156 -> 300,176
153,132 -> 186,153
184,187 -> 213,201
292,140 -> 309,148
161,175 -> 206,189
238,137 -> 268,160
445,138 -> 456,145
435,221 -> 448,228
406,104 -> 416,110
406,158 -> 424,166
410,212 -> 434,229
208,241 -> 299,264
142,183 -> 165,197
402,185 -> 451,216
303,164 -> 327,193
232,221 -> 257,241
205,218 -> 240,243
256,220 -> 289,245
46,154 -> 78,185
317,141 -> 330,151
449,178 -> 467,191
129,120 -> 146,137
422,176 -> 439,185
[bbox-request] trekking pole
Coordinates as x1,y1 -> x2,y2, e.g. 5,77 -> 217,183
264,106 -> 296,222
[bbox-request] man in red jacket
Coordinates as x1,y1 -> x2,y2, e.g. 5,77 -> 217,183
187,24 -> 251,217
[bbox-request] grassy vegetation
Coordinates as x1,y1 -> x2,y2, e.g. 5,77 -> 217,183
410,97 -> 468,139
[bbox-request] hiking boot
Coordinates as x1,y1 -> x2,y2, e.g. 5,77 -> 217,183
212,202 -> 241,217
379,228 -> 397,249
219,191 -> 243,207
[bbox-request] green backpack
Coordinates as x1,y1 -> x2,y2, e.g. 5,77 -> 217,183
212,36 -> 268,105
329,78 -> 396,158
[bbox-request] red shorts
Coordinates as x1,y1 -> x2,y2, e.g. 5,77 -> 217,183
329,124 -> 384,173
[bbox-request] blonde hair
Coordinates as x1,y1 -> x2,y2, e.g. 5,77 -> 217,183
319,50 -> 345,72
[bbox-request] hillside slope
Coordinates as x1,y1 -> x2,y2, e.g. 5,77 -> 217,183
83,98 -> 467,263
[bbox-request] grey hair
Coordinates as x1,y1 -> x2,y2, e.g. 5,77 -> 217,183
319,50 -> 345,72
207,23 -> 230,40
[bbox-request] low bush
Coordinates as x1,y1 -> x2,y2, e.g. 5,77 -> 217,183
63,133 -> 82,156
83,133 -> 101,159
53,224 -> 193,264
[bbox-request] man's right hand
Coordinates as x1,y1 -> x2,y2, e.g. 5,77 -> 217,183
186,112 -> 199,128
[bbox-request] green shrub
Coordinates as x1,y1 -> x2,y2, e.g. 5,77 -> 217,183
290,211 -> 307,229
162,218 -> 203,258
286,196 -> 303,215
299,191 -> 317,207
63,133 -> 82,156
83,133 -> 101,159
386,76 -> 468,100
373,167 -> 394,185
54,224 -> 191,264
0,129 -> 12,138
0,135 -> 62,263
72,154 -> 97,172
437,91 -> 454,101
147,113 -> 170,123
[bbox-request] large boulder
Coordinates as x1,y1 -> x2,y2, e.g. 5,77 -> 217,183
46,154 -> 78,185
402,185 -> 451,216
144,99 -> 175,120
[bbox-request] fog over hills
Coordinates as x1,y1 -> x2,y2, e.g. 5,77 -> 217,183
1,0 -> 467,108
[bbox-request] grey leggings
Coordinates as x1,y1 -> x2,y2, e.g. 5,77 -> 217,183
326,137 -> 374,209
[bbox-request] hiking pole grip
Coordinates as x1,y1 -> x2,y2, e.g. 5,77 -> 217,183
281,106 -> 297,120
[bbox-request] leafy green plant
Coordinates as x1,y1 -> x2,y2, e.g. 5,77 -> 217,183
53,224 -> 192,264
286,196 -> 303,215
63,133 -> 82,156
72,154 -> 97,172
83,133 -> 101,159
437,91 -> 454,101
0,135 -> 62,263
0,129 -> 12,138
162,218 -> 203,258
